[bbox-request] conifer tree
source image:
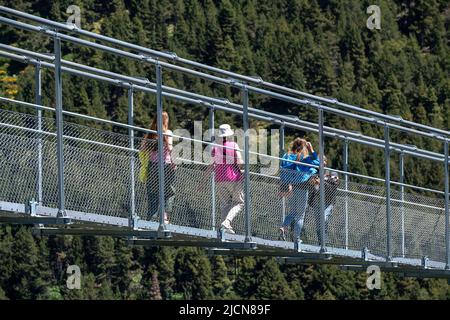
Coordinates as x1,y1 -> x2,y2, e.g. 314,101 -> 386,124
174,247 -> 213,299
151,247 -> 176,299
0,226 -> 13,295
10,227 -> 46,299
234,256 -> 257,298
149,271 -> 162,300
0,286 -> 8,300
254,258 -> 296,300
211,256 -> 235,299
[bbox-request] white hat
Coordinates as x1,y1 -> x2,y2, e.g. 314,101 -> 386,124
218,124 -> 234,137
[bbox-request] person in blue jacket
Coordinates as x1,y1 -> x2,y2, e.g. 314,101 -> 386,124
279,137 -> 319,246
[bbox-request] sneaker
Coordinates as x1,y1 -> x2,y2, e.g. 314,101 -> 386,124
164,213 -> 170,225
278,227 -> 287,241
221,220 -> 235,234
294,237 -> 302,251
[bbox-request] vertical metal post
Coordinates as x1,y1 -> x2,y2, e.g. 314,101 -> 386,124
318,108 -> 326,253
242,86 -> 251,242
35,62 -> 43,205
54,36 -> 68,221
280,124 -> 286,223
399,151 -> 405,257
444,139 -> 449,269
384,125 -> 392,261
279,124 -> 285,158
343,139 -> 349,250
128,87 -> 137,229
156,63 -> 166,231
209,106 -> 216,231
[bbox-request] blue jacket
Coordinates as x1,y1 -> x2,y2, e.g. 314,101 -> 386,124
280,151 -> 319,184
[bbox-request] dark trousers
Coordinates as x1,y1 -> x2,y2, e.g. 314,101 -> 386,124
146,163 -> 175,219
312,204 -> 333,244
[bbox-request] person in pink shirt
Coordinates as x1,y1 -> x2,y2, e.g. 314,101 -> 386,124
202,124 -> 244,234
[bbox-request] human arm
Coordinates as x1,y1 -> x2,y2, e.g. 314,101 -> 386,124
166,130 -> 174,152
234,142 -> 244,170
197,147 -> 215,192
140,133 -> 150,151
278,183 -> 293,198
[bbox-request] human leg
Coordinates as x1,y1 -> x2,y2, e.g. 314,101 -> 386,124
146,181 -> 159,220
162,164 -> 176,224
220,182 -> 244,233
291,186 -> 309,241
225,182 -> 244,223
279,213 -> 296,241
315,204 -> 333,244
216,182 -> 233,232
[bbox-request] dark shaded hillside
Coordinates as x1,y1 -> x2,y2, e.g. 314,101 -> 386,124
0,0 -> 449,299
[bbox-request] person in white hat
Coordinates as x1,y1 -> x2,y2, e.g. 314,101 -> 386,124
199,124 -> 244,234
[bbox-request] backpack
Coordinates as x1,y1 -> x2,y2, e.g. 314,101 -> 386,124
307,171 -> 340,207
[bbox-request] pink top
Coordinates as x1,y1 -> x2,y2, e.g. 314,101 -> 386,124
211,141 -> 242,182
149,130 -> 173,164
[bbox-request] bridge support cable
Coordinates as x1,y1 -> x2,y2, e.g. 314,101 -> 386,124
399,151 -> 405,257
2,6 -> 450,141
445,139 -> 450,269
208,106 -> 216,232
318,107 -> 326,253
1,11 -> 450,142
128,87 -> 137,229
242,86 -> 252,243
155,62 -> 166,233
385,125 -> 392,261
0,44 -> 448,165
54,35 -> 69,223
343,139 -> 349,251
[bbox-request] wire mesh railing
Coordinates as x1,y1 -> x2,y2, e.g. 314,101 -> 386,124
0,106 -> 447,265
0,7 -> 449,272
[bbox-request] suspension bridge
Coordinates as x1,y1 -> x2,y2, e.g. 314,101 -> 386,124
0,7 -> 449,279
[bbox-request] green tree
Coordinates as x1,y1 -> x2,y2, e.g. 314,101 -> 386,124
174,248 -> 213,299
0,226 -> 13,294
254,258 -> 296,300
149,271 -> 162,300
9,227 -> 49,299
0,286 -> 8,300
211,256 -> 235,299
234,256 -> 257,298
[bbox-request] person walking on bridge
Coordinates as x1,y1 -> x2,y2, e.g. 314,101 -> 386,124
279,138 -> 318,248
307,158 -> 339,244
139,111 -> 175,224
200,124 -> 244,234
